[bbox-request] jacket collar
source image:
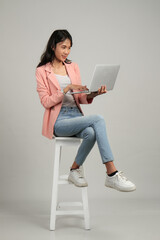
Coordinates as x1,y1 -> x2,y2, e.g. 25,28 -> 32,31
44,61 -> 74,90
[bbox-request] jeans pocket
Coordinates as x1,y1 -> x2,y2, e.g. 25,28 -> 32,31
60,109 -> 67,114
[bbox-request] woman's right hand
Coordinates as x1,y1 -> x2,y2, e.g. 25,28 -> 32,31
63,84 -> 89,93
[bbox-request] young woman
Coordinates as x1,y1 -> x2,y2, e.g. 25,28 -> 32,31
36,29 -> 136,192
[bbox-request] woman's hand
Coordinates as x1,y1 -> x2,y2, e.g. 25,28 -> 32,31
97,85 -> 107,95
87,85 -> 107,100
69,84 -> 89,91
63,84 -> 89,93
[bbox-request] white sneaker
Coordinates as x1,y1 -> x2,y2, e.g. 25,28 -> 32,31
105,171 -> 136,192
68,165 -> 88,187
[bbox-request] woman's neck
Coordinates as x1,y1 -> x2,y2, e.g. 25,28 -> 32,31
51,59 -> 64,69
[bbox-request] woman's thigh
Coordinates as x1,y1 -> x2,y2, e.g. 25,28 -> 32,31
54,111 -> 104,137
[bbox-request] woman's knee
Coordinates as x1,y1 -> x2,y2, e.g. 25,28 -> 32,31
92,114 -> 105,122
83,127 -> 96,140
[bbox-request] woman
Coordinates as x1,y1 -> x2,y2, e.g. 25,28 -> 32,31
36,29 -> 136,192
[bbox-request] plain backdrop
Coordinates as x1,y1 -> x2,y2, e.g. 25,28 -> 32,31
1,0 -> 160,207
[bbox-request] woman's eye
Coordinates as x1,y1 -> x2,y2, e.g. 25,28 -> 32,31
62,46 -> 71,49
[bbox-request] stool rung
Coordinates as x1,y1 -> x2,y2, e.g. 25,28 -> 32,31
56,210 -> 84,215
58,174 -> 71,185
58,180 -> 70,184
59,174 -> 69,180
57,202 -> 83,207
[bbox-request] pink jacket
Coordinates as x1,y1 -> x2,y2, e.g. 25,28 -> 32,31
35,61 -> 94,139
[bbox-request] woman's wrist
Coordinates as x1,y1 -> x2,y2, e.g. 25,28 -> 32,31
87,92 -> 98,99
63,85 -> 71,94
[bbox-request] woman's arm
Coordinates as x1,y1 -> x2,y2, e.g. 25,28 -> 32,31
36,68 -> 64,109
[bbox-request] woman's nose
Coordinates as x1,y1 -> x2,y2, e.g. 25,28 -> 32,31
65,49 -> 70,55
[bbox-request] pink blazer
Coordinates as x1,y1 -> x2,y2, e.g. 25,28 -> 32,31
35,61 -> 94,139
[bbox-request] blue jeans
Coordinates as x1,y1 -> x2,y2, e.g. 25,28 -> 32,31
54,106 -> 114,166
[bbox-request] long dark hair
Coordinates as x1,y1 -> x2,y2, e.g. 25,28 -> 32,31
37,29 -> 73,68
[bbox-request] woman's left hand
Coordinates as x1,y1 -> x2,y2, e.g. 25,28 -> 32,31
87,85 -> 107,100
97,85 -> 107,95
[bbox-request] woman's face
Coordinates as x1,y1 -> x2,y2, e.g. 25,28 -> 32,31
53,38 -> 71,62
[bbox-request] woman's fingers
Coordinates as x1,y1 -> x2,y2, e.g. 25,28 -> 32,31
78,85 -> 88,91
97,85 -> 107,95
71,84 -> 88,90
71,84 -> 107,93
83,85 -> 89,90
102,85 -> 107,91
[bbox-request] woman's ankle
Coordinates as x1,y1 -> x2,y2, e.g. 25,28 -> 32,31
105,161 -> 117,174
71,161 -> 80,170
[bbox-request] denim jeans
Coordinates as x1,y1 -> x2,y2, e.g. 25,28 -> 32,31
54,106 -> 114,166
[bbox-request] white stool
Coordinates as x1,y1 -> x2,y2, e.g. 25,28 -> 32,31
50,137 -> 90,230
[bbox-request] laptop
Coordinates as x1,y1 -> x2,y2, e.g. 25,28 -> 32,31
70,64 -> 120,94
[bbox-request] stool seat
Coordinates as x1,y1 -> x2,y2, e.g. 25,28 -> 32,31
50,136 -> 90,230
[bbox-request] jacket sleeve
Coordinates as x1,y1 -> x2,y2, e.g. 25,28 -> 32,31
74,63 -> 94,104
35,68 -> 64,109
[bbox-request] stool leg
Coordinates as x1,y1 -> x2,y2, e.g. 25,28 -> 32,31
82,187 -> 90,230
50,143 -> 61,230
59,146 -> 62,165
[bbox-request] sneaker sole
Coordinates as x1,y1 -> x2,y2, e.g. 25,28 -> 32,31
105,183 -> 136,192
68,178 -> 88,187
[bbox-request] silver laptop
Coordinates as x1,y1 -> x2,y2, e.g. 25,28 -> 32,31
70,64 -> 120,94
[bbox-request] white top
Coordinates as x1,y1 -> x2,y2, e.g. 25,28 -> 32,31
55,74 -> 77,107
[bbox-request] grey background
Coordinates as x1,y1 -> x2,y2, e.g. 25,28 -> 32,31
1,0 -> 160,238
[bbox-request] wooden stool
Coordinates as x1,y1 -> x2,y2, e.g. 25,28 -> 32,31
50,137 -> 90,230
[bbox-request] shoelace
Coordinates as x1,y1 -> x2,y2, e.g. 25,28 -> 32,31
117,171 -> 128,181
77,168 -> 84,178
72,167 -> 84,178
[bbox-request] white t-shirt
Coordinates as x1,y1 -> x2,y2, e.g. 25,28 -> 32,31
55,74 -> 77,107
